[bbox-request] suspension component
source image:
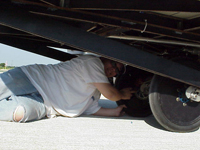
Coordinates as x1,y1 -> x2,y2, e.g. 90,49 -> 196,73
186,86 -> 200,102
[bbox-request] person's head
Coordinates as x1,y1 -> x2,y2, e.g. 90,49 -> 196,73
100,57 -> 126,77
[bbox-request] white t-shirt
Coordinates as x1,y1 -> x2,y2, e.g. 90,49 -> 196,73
21,55 -> 109,117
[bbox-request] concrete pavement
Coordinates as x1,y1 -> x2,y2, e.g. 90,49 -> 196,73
0,99 -> 199,150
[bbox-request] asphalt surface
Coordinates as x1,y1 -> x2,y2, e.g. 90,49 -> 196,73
0,99 -> 199,150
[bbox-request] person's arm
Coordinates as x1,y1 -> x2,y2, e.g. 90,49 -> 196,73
92,82 -> 135,101
92,105 -> 126,117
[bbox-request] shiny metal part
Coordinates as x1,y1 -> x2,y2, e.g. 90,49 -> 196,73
186,86 -> 200,102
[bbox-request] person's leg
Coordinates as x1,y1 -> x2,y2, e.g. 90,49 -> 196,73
0,92 -> 46,122
0,68 -> 46,122
0,67 -> 38,100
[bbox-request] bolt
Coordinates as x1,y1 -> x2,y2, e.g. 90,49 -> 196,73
176,97 -> 180,102
183,103 -> 187,107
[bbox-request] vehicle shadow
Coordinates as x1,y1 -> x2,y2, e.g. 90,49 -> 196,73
144,115 -> 167,131
81,99 -> 167,131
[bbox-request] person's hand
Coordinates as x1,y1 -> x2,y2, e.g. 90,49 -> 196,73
120,87 -> 136,100
114,105 -> 127,117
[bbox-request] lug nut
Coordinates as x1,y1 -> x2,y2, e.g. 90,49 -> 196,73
176,97 -> 180,102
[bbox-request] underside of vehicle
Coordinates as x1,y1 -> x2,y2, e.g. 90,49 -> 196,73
1,0 -> 200,132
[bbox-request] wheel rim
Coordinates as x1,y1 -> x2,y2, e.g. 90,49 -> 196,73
135,79 -> 151,100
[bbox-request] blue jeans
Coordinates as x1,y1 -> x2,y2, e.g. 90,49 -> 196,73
0,68 -> 46,122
